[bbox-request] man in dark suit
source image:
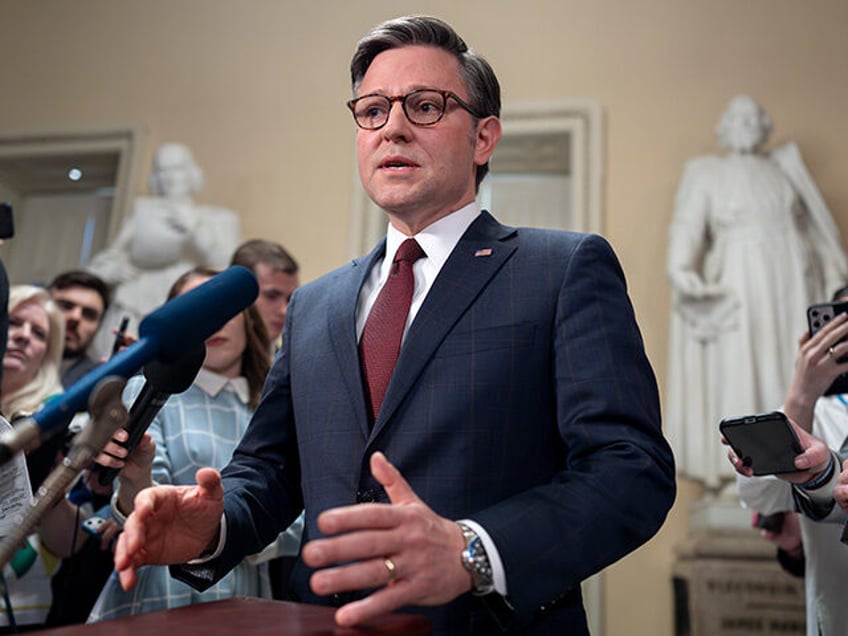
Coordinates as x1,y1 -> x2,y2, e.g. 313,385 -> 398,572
114,15 -> 675,635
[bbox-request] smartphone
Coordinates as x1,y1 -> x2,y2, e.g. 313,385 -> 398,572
753,511 -> 785,534
110,315 -> 130,358
719,411 -> 804,475
807,301 -> 848,394
81,504 -> 112,537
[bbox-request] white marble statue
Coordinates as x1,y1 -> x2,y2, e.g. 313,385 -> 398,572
87,143 -> 240,359
665,95 -> 848,489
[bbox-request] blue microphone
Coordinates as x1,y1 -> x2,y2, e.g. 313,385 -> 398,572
0,265 -> 258,464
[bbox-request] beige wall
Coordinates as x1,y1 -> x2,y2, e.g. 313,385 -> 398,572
3,1 -> 847,633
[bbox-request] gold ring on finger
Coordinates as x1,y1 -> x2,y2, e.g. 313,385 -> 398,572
829,346 -> 837,360
383,557 -> 397,584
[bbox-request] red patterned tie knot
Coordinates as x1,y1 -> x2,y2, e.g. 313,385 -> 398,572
393,238 -> 425,267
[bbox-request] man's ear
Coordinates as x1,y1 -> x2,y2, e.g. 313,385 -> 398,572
473,116 -> 502,167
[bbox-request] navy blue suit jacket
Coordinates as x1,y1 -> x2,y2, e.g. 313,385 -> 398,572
175,212 -> 675,634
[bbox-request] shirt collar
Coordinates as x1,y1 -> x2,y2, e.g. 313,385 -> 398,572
193,367 -> 249,404
383,201 -> 481,274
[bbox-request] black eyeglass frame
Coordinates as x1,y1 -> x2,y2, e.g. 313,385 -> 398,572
346,88 -> 483,130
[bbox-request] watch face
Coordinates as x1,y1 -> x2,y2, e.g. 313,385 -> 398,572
458,523 -> 494,594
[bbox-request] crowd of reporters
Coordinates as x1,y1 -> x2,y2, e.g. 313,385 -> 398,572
0,239 -> 299,632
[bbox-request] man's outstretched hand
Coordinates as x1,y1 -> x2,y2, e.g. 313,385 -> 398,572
114,467 -> 225,590
302,452 -> 473,627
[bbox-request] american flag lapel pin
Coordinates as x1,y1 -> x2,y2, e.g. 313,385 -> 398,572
474,248 -> 493,257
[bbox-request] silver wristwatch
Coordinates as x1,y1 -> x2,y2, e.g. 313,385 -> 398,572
457,521 -> 494,596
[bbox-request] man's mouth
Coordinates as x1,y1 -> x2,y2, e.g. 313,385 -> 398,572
379,156 -> 419,170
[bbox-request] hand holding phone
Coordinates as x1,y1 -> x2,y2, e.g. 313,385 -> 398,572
81,503 -> 112,536
753,511 -> 785,533
81,504 -> 122,551
807,301 -> 848,395
720,411 -> 804,475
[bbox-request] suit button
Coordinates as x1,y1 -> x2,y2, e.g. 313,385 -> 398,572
356,489 -> 377,503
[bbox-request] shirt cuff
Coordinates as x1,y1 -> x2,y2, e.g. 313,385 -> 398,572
109,488 -> 127,527
187,513 -> 227,564
110,480 -> 160,527
459,518 -> 507,596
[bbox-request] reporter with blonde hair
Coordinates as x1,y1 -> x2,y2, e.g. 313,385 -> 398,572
1,285 -> 64,420
0,284 -> 69,631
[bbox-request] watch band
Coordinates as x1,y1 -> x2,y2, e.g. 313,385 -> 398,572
457,521 -> 494,596
798,452 -> 836,490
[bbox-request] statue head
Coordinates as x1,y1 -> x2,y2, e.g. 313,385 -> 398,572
148,142 -> 204,198
715,94 -> 773,154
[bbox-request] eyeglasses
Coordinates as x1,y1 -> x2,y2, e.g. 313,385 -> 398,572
346,89 -> 482,130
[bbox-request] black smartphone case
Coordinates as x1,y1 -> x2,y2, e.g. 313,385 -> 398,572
719,411 -> 804,475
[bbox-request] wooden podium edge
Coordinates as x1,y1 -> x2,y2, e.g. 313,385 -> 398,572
31,597 -> 431,635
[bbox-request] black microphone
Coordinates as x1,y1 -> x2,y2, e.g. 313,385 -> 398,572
95,342 -> 205,486
0,265 -> 258,465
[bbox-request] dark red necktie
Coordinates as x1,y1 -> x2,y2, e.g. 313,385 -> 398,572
360,238 -> 425,421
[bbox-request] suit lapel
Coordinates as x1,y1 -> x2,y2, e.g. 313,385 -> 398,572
327,240 -> 386,439
370,212 -> 517,438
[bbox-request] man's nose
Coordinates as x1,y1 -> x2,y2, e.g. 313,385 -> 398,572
381,101 -> 412,139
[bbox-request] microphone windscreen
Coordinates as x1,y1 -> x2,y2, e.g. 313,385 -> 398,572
23,268 -> 255,445
143,342 -> 205,393
139,265 -> 258,361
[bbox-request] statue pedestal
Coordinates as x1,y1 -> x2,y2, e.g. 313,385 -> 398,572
672,529 -> 805,636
